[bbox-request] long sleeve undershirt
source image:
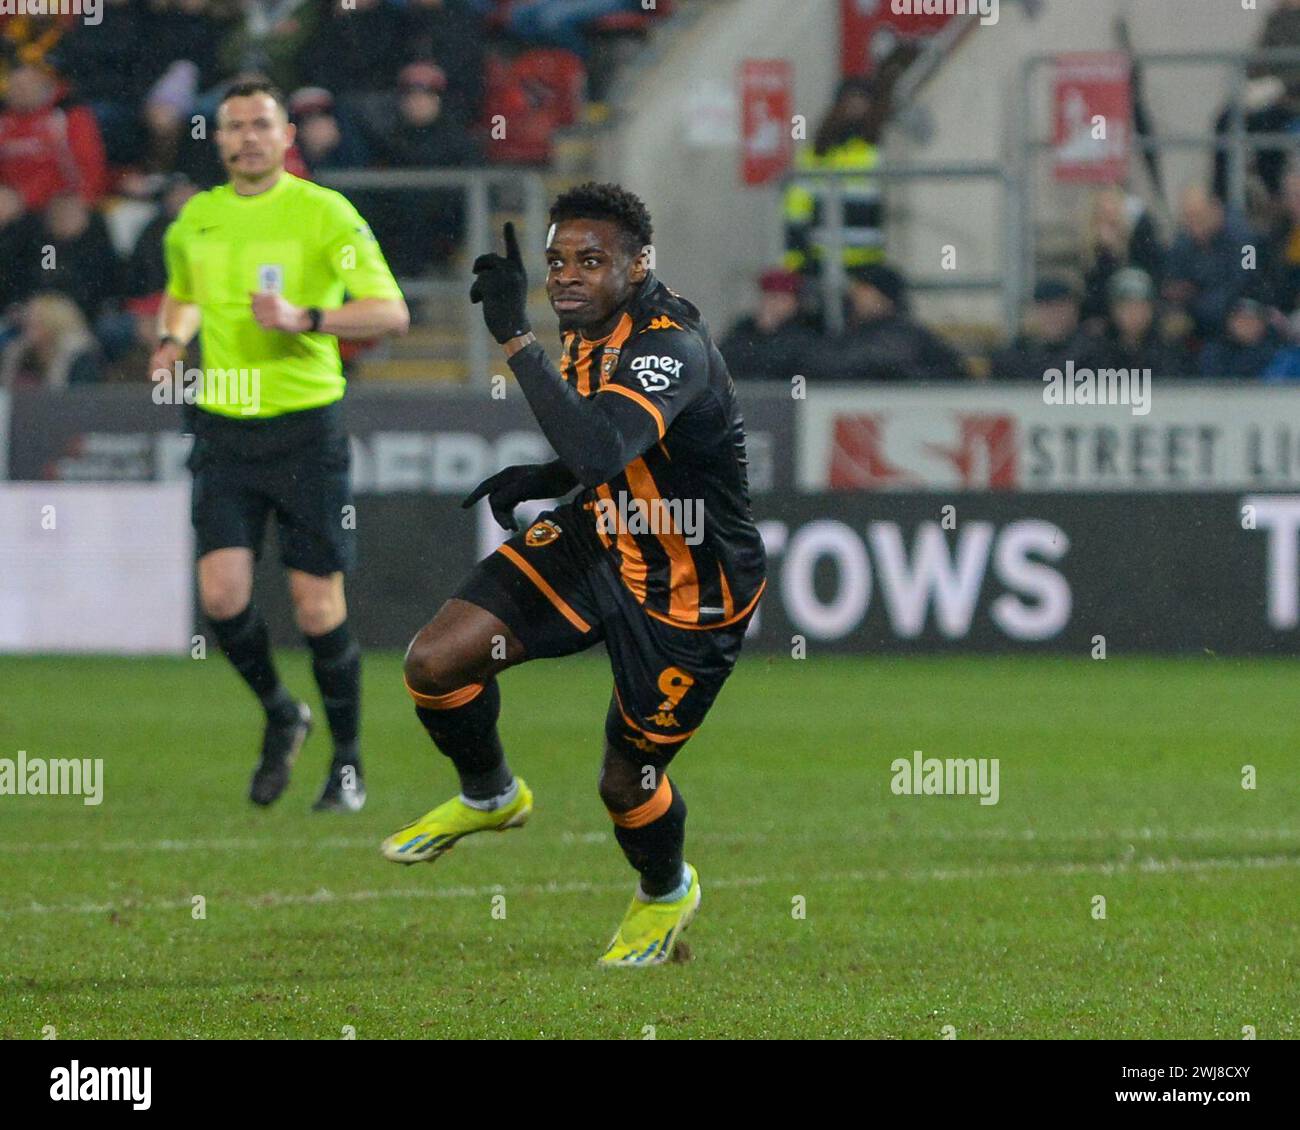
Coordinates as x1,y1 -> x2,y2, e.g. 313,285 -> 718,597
507,339 -> 659,488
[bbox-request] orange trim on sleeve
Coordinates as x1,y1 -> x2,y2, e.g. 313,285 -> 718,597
600,384 -> 666,439
496,543 -> 594,634
608,775 -> 674,828
405,679 -> 485,710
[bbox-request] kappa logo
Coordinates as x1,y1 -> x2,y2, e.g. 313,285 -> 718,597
644,316 -> 682,332
524,519 -> 562,547
626,734 -> 658,754
646,710 -> 680,729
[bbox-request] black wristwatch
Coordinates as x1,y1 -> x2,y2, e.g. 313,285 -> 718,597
158,333 -> 183,349
306,306 -> 324,333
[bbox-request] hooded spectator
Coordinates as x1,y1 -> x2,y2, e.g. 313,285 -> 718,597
812,264 -> 968,381
991,278 -> 1114,381
1199,297 -> 1282,377
718,269 -> 821,382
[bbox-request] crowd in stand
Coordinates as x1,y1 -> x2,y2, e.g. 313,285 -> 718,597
720,0 -> 1300,384
9,0 -> 1300,390
0,0 -> 653,388
721,174 -> 1300,384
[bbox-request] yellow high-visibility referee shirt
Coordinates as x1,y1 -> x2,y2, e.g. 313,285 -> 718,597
163,172 -> 403,418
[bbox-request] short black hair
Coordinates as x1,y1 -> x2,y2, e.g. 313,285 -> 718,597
219,77 -> 289,118
550,181 -> 653,258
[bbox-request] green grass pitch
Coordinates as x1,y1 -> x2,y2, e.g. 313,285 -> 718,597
0,651 -> 1296,1039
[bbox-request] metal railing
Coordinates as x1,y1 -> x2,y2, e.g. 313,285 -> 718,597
781,48 -> 1300,342
1015,48 -> 1300,317
775,162 -> 1022,336
317,167 -> 550,384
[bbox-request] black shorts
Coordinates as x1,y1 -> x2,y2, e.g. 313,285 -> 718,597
187,403 -> 355,576
455,501 -> 757,765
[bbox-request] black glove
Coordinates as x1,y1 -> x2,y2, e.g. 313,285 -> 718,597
460,461 -> 577,532
470,221 -> 532,344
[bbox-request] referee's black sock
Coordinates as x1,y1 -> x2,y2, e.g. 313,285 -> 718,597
306,620 -> 361,764
209,604 -> 297,724
411,678 -> 514,801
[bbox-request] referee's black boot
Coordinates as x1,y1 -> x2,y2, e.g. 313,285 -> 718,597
312,756 -> 366,813
249,702 -> 312,806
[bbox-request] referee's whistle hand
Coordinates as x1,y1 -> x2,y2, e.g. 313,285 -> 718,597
250,290 -> 307,333
149,341 -> 184,381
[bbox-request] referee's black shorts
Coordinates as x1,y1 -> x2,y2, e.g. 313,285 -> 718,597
454,501 -> 758,766
187,402 -> 356,576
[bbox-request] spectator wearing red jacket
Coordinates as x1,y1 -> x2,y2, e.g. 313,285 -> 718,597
0,65 -> 108,210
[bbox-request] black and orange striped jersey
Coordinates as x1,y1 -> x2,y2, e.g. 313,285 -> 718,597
552,274 -> 767,630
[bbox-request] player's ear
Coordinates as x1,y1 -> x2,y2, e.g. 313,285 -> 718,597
630,246 -> 650,283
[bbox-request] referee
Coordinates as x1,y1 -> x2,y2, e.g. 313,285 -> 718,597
152,79 -> 409,811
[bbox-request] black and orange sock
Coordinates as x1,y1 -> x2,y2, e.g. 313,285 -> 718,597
610,775 -> 687,898
306,621 -> 360,763
209,604 -> 296,724
408,677 -> 513,801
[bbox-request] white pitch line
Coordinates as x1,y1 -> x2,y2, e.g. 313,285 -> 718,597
0,825 -> 1296,854
1,854 -> 1297,920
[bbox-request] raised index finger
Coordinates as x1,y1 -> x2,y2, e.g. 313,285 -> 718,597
503,221 -> 522,265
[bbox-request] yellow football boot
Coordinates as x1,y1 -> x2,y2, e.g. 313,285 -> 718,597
380,779 -> 533,864
598,863 -> 700,967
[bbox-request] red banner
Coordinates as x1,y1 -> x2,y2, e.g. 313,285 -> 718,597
740,59 -> 793,187
1053,52 -> 1132,185
841,0 -> 956,77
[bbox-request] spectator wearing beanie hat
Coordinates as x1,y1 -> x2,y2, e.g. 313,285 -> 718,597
364,61 -> 482,275
1104,267 -> 1194,377
288,86 -> 369,173
991,276 -> 1115,382
809,263 -> 969,381
719,268 -> 822,382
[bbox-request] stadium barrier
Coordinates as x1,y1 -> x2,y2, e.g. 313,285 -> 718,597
315,167 -> 551,384
2,384 -> 1298,655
